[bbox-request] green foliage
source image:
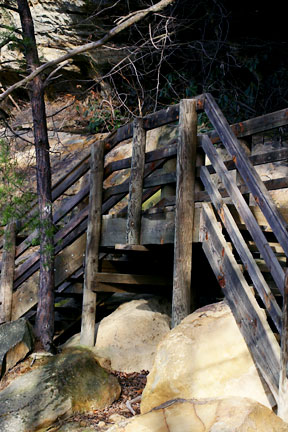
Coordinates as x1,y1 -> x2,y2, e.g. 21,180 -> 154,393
83,91 -> 126,133
0,139 -> 35,228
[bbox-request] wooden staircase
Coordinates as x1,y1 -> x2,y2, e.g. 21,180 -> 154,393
1,93 -> 288,416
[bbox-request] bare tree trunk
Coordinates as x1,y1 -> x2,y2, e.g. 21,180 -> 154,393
17,0 -> 55,352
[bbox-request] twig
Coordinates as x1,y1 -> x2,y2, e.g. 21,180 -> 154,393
0,0 -> 175,103
126,395 -> 142,415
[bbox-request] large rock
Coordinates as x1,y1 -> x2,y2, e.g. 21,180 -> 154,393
106,397 -> 288,432
0,318 -> 34,377
0,347 -> 120,432
0,1 -> 125,82
95,297 -> 171,372
65,297 -> 171,372
141,301 -> 275,414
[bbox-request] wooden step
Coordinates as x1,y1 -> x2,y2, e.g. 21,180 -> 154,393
93,272 -> 170,286
91,272 -> 171,293
114,244 -> 150,252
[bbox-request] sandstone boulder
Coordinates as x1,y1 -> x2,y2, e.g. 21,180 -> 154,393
94,297 -> 170,372
0,318 -> 34,377
0,347 -> 120,432
65,297 -> 171,372
106,397 -> 288,432
141,301 -> 275,414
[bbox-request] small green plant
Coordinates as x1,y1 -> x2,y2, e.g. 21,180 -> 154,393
83,91 -> 126,133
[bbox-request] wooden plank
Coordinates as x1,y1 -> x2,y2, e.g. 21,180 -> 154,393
115,244 -> 149,252
209,107 -> 288,144
195,175 -> 288,204
204,93 -> 288,258
15,183 -> 90,259
11,234 -> 86,320
104,172 -> 176,200
81,141 -> 105,346
278,269 -> 288,421
52,159 -> 90,202
104,95 -> 203,151
142,104 -> 179,130
93,272 -> 170,286
143,95 -> 204,130
0,222 -> 16,323
230,205 -> 288,234
17,157 -> 90,232
13,206 -> 89,286
104,158 -> 167,204
201,203 -> 280,402
91,282 -> 167,294
126,118 -> 146,244
13,160 -> 168,288
101,209 -> 176,246
200,166 -> 282,332
200,134 -> 285,295
172,99 -> 198,327
104,142 -> 177,178
199,147 -> 288,177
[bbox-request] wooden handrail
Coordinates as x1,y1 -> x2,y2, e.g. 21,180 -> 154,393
204,93 -> 288,259
200,134 -> 285,295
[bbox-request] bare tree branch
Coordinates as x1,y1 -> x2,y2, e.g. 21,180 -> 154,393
0,0 -> 175,103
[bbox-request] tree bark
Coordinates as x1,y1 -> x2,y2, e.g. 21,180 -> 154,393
17,0 -> 55,352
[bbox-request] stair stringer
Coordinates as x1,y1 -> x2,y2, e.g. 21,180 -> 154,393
200,202 -> 280,403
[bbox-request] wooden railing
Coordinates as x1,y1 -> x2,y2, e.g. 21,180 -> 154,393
198,93 -> 288,417
1,93 -> 288,417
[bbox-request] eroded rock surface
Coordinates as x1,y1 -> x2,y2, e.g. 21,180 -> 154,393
141,301 -> 276,414
106,397 -> 288,432
0,318 -> 34,377
65,297 -> 171,373
0,347 -> 120,432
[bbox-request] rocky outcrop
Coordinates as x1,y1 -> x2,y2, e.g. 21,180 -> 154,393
106,397 -> 288,432
64,297 -> 171,373
0,318 -> 34,377
0,346 -> 120,432
0,0 -> 139,89
140,301 -> 276,414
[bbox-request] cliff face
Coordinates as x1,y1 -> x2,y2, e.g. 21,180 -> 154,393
0,0 -> 130,91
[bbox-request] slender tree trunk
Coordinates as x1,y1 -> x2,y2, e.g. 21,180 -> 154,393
17,0 -> 55,352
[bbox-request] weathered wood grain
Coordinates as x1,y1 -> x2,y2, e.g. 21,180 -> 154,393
12,234 -> 86,320
201,202 -> 280,402
278,269 -> 288,421
104,172 -> 176,200
172,99 -> 198,327
126,118 -> 146,244
101,209 -> 176,246
200,166 -> 282,332
93,272 -> 170,286
209,106 -> 288,144
81,141 -> 105,346
200,134 -> 285,295
204,93 -> 288,258
200,147 -> 288,177
0,222 -> 16,323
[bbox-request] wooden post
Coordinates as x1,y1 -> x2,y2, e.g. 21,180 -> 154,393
126,117 -> 146,245
0,222 -> 16,323
278,269 -> 288,421
80,141 -> 104,346
172,99 -> 198,327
